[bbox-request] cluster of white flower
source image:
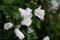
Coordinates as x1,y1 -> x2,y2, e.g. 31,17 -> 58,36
19,8 -> 32,27
19,6 -> 45,27
4,6 -> 45,40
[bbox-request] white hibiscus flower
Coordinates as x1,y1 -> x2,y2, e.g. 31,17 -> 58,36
34,6 -> 45,20
43,36 -> 50,40
4,22 -> 14,30
18,8 -> 32,18
19,8 -> 32,27
14,28 -> 25,40
21,17 -> 32,27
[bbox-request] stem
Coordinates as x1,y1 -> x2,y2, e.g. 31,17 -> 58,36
27,33 -> 30,40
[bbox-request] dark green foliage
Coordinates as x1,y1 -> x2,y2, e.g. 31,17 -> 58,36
0,0 -> 60,40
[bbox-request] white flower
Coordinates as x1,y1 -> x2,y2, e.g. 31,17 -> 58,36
27,27 -> 33,33
26,8 -> 32,18
18,8 -> 32,18
4,22 -> 14,30
14,28 -> 25,40
19,8 -> 32,27
21,17 -> 32,27
50,0 -> 59,10
43,36 -> 50,40
34,6 -> 45,20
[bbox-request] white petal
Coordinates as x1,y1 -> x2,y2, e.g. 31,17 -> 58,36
26,8 -> 32,13
21,17 -> 32,27
39,14 -> 44,20
14,28 -> 25,40
28,13 -> 32,18
4,22 -> 13,30
18,8 -> 26,17
26,8 -> 32,18
43,36 -> 50,40
37,6 -> 42,10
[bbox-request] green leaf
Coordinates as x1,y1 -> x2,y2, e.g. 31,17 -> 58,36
11,9 -> 23,24
32,16 -> 41,29
3,0 -> 15,4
